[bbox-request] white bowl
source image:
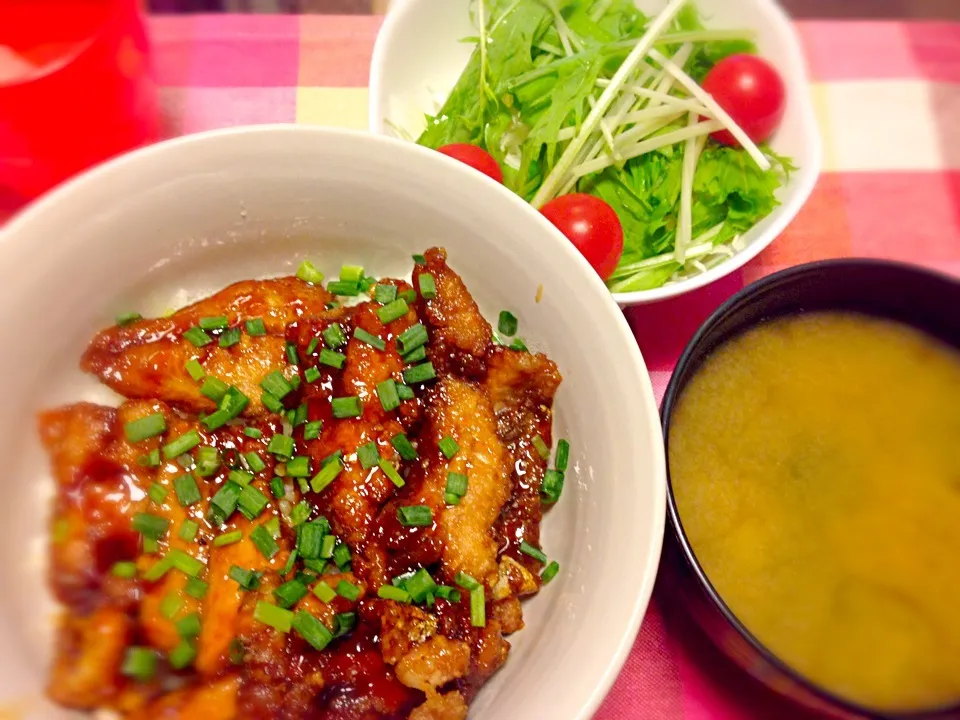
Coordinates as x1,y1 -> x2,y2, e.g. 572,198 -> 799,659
0,126 -> 665,720
369,0 -> 822,306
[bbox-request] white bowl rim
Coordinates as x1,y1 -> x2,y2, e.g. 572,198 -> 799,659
0,124 -> 667,720
368,0 -> 825,306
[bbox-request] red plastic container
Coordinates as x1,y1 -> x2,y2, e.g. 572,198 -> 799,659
0,0 -> 159,199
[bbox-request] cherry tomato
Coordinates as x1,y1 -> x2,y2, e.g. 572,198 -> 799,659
702,54 -> 786,147
436,144 -> 503,183
540,194 -> 623,281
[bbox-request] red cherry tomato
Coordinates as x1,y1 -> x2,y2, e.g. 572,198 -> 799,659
540,194 -> 624,281
702,54 -> 786,147
436,144 -> 503,183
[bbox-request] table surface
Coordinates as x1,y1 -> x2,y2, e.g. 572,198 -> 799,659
9,6 -> 958,719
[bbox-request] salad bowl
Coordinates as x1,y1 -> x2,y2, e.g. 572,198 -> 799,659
369,0 -> 822,306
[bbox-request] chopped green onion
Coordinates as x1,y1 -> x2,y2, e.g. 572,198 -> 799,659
243,451 -> 266,473
336,580 -> 361,602
377,298 -> 409,324
398,288 -> 417,303
179,519 -> 200,542
261,391 -> 284,414
184,578 -> 208,600
520,541 -> 547,564
265,516 -> 281,539
203,387 -> 250,430
297,260 -> 324,285
319,534 -> 336,559
286,456 -> 311,477
498,311 -> 518,336
229,566 -> 261,591
147,482 -> 167,505
323,324 -> 346,349
327,280 -> 360,296
397,384 -> 415,400
333,543 -> 351,569
541,560 -> 560,584
115,311 -> 142,326
124,413 -> 166,442
261,370 -> 293,399
267,433 -> 294,458
142,555 -> 171,581
199,316 -> 229,330
340,265 -> 364,282
397,505 -> 432,527
289,501 -> 311,526
176,454 -> 195,470
378,458 -> 405,488
250,525 -> 279,560
412,254 -> 426,264
194,446 -> 220,477
374,284 -> 397,304
353,328 -> 386,351
543,470 -> 564,503
200,376 -> 229,403
334,611 -> 357,637
175,613 -> 201,640
183,326 -> 213,347
286,342 -> 300,365
555,439 -> 570,472
270,477 -> 285,498
455,572 -> 480,591
438,436 -> 459,459
377,585 -> 410,603
510,337 -> 528,352
331,396 -> 361,419
397,323 -> 428,355
357,442 -> 380,470
229,469 -> 253,487
137,449 -> 161,468
111,561 -> 137,579
298,521 -> 324,559
319,349 -> 346,369
375,379 -> 400,412
238,485 -> 270,520
304,367 -> 321,384
245,427 -> 264,440
391,433 -> 417,461
444,492 -> 460,506
209,481 -> 243,524
172,474 -> 201,507
280,549 -> 299,576
170,642 -> 201,672
273,580 -> 308,609
313,580 -> 337,603
402,345 -> 427,364
162,429 -> 202,460
133,512 -> 168,540
470,587 -> 486,627
245,318 -> 267,336
219,327 -> 242,348
436,585 -> 461,602
303,420 -> 322,440
255,601 -> 295,633
532,435 -> 550,460
160,592 -> 183,620
185,358 -> 206,381
405,568 -> 438,603
446,472 -> 468,497
402,362 -> 436,385
418,273 -> 437,299
293,611 -> 334,651
168,548 -> 205,577
121,647 -> 157,682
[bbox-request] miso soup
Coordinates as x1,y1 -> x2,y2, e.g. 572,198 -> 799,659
669,312 -> 960,712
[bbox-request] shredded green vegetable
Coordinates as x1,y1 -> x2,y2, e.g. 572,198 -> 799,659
416,0 -> 794,292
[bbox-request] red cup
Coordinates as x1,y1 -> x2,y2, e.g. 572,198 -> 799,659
0,0 -> 160,199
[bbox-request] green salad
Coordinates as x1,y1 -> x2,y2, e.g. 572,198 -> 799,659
416,0 -> 795,292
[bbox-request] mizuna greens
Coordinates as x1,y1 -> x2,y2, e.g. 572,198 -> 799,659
416,0 -> 795,292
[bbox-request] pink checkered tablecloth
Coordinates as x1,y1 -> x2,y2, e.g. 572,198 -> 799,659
121,13 -> 960,719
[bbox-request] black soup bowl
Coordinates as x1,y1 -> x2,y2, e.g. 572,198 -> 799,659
659,259 -> 960,720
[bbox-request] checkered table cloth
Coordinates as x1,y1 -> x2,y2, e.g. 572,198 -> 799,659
148,14 -> 960,719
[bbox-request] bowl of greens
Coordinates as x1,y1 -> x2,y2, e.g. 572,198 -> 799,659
369,0 -> 822,305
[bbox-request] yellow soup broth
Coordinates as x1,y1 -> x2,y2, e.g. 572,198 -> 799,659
669,312 -> 960,712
